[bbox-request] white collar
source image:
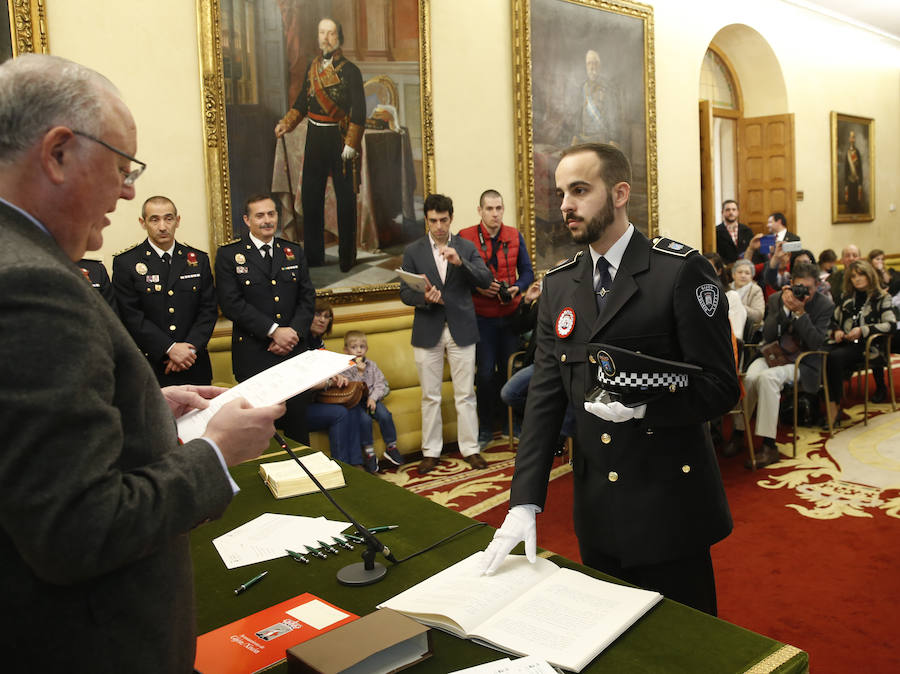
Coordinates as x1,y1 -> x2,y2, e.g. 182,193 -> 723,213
248,233 -> 275,251
589,223 -> 635,275
147,239 -> 175,258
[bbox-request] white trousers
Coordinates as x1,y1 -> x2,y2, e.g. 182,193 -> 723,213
735,358 -> 795,440
413,325 -> 479,457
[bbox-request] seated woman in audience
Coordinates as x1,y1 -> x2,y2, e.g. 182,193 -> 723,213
306,300 -> 371,470
825,260 -> 895,425
730,258 -> 764,338
704,252 -> 745,338
818,248 -> 838,281
868,249 -> 900,297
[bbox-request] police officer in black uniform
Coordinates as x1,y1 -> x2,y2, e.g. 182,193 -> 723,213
78,258 -> 117,314
480,144 -> 739,616
216,193 -> 316,443
112,196 -> 217,385
274,17 -> 365,272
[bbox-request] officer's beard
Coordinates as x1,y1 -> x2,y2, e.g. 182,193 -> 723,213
571,191 -> 615,245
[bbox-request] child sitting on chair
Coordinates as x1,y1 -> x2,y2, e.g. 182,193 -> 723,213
343,330 -> 403,471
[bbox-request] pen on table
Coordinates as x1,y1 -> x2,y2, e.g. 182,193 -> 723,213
285,549 -> 310,564
317,539 -> 340,555
358,525 -> 399,534
344,533 -> 364,544
304,545 -> 328,560
333,536 -> 354,550
234,570 -> 267,595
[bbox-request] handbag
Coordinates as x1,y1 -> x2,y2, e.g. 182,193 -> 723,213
760,341 -> 789,368
316,381 -> 367,408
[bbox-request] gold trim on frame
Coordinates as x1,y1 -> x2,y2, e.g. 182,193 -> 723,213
8,0 -> 49,56
511,0 -> 657,267
830,111 -> 874,224
196,0 -> 435,303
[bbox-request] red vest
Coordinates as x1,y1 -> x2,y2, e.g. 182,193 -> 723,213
458,222 -> 522,317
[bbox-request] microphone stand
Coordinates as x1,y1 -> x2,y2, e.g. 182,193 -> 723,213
275,434 -> 396,586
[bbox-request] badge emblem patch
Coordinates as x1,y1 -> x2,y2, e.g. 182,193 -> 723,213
135,262 -> 147,275
235,253 -> 246,264
555,307 -> 576,338
187,251 -> 198,267
284,247 -> 295,260
597,350 -> 616,378
696,283 -> 719,317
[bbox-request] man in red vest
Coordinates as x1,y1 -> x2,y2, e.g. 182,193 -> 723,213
459,190 -> 534,448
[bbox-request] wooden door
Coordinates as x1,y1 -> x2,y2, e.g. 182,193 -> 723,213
698,100 -> 716,253
738,113 -> 795,235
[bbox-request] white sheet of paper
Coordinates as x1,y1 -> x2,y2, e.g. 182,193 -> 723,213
212,513 -> 351,569
176,349 -> 353,442
395,268 -> 428,293
287,598 -> 351,630
450,656 -> 558,674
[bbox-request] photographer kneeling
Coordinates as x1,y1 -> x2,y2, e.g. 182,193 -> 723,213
726,262 -> 834,467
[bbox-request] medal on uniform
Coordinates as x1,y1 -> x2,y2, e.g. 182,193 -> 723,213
555,307 -> 576,338
187,251 -> 198,267
80,268 -> 91,280
284,247 -> 295,261
154,284 -> 162,292
235,253 -> 246,264
135,262 -> 147,275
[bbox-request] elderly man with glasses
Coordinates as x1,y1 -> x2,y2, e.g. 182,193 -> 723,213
0,54 -> 284,672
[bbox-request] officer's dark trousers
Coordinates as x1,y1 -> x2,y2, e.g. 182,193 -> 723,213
301,123 -> 357,271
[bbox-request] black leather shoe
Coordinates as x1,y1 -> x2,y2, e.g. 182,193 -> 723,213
871,389 -> 888,404
721,435 -> 744,458
745,444 -> 781,469
418,457 -> 440,475
464,453 -> 488,470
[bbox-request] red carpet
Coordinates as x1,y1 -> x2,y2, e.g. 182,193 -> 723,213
380,395 -> 900,672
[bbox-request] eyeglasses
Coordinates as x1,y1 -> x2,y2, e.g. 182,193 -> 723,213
72,130 -> 147,186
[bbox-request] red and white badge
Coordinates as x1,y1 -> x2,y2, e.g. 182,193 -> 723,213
555,307 -> 576,338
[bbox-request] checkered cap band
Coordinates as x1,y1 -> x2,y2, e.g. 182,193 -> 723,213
599,371 -> 689,389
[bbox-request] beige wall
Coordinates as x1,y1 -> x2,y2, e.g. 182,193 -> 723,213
47,0 -> 900,272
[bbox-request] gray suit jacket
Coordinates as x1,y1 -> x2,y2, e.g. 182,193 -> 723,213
399,233 -> 492,347
0,202 -> 233,672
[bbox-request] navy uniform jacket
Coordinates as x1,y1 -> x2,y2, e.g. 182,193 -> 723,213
112,240 -> 217,386
215,236 -> 316,381
510,230 -> 739,567
398,233 -> 493,348
78,258 -> 117,314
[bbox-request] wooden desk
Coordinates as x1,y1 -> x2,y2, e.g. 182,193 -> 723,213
192,449 -> 808,673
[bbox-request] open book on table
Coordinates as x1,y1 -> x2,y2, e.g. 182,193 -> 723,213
378,552 -> 662,673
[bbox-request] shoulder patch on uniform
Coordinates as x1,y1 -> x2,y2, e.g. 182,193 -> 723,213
545,250 -> 584,276
651,237 -> 696,258
221,237 -> 242,246
113,241 -> 141,256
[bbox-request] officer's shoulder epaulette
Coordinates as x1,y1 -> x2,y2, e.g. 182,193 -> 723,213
113,241 -> 141,257
651,237 -> 696,258
220,237 -> 242,247
545,250 -> 584,275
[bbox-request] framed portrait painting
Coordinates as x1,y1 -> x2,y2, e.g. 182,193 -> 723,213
2,0 -> 49,63
831,112 -> 874,223
198,0 -> 434,301
512,0 -> 657,271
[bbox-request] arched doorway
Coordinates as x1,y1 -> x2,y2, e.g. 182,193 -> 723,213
699,25 -> 793,254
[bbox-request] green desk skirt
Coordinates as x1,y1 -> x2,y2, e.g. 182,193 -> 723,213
191,448 -> 807,673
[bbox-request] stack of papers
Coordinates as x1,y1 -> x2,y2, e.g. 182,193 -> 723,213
259,452 -> 345,499
213,513 -> 351,569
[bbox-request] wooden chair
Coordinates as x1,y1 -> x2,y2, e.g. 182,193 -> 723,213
850,332 -> 896,425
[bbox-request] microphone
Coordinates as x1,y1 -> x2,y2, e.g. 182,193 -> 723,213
274,433 -> 396,586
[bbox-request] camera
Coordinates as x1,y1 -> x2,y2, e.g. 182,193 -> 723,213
790,284 -> 810,300
496,280 -> 513,303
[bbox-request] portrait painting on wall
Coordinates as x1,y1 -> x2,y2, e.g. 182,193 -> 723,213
512,0 -> 657,271
199,0 -> 434,299
831,112 -> 874,223
2,1 -> 49,63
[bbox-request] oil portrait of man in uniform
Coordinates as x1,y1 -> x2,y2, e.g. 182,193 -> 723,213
831,112 -> 874,223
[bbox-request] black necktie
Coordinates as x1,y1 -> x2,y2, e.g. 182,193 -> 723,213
160,252 -> 171,284
161,252 -> 171,265
595,256 -> 612,314
261,244 -> 273,275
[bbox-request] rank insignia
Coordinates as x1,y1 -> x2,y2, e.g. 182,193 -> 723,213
696,283 -> 719,317
284,247 -> 295,260
135,262 -> 148,275
154,284 -> 162,292
235,253 -> 246,264
146,274 -> 159,283
187,251 -> 198,267
235,265 -> 249,274
555,307 -> 576,338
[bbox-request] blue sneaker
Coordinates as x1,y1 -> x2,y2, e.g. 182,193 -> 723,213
363,450 -> 379,473
383,445 -> 404,466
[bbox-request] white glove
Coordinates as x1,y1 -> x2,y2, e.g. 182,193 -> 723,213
583,400 -> 646,423
341,144 -> 358,161
478,504 -> 539,575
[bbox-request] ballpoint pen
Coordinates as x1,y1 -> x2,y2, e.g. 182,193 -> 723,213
333,536 -> 354,550
343,533 -> 364,544
285,548 -> 310,564
234,570 -> 268,595
317,539 -> 340,555
304,545 -> 328,560
358,525 -> 399,534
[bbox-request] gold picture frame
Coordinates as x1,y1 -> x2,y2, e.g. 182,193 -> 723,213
830,111 -> 874,223
512,0 -> 657,270
3,0 -> 49,61
197,0 -> 435,303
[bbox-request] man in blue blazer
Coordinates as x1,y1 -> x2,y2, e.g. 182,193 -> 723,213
400,194 -> 493,474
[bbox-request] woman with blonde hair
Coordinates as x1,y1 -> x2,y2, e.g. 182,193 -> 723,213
825,259 -> 895,425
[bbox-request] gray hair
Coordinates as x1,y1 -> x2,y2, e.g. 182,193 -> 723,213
732,259 -> 754,274
0,54 -> 119,163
